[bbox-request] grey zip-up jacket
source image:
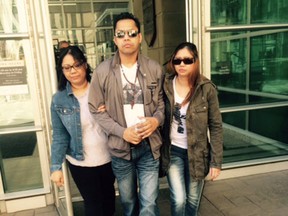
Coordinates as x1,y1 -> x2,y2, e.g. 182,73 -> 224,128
88,51 -> 165,160
160,71 -> 223,180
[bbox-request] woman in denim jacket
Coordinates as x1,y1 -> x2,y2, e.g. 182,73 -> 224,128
50,46 -> 115,216
160,42 -> 223,216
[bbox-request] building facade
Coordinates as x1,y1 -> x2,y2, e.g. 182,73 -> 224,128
0,0 -> 287,214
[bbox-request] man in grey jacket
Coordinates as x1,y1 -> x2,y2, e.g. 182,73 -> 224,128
88,12 -> 164,216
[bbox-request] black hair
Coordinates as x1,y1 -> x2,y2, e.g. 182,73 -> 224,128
167,42 -> 200,106
167,42 -> 199,71
113,12 -> 141,33
56,46 -> 92,91
172,42 -> 198,60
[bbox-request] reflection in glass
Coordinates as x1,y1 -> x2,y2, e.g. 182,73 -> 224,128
250,32 -> 288,94
0,0 -> 28,33
211,0 -> 288,26
48,1 -> 129,66
211,37 -> 247,89
218,91 -> 246,108
212,31 -> 288,95
211,0 -> 247,26
96,28 -> 115,64
63,3 -> 94,28
0,132 -> 43,192
211,0 -> 288,164
251,1 -> 288,24
0,39 -> 35,128
49,6 -> 64,29
223,106 -> 288,163
0,95 -> 34,128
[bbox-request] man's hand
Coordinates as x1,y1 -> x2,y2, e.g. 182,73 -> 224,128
123,126 -> 142,144
136,117 -> 159,139
123,117 -> 159,145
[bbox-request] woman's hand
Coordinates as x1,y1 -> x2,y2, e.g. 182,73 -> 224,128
50,170 -> 64,187
97,105 -> 106,113
209,167 -> 221,181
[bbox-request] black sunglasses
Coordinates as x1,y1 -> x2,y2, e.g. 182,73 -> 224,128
172,58 -> 195,65
115,30 -> 139,38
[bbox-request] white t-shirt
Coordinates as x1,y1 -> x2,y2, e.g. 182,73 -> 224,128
170,77 -> 189,149
120,63 -> 145,127
66,86 -> 111,167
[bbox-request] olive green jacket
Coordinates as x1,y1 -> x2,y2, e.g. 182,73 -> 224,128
160,72 -> 223,180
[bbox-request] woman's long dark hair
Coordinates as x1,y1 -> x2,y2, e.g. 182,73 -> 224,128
56,46 -> 92,91
167,42 -> 200,106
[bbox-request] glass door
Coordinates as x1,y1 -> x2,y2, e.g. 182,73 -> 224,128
0,0 -> 56,213
47,1 -> 130,215
48,0 -> 130,69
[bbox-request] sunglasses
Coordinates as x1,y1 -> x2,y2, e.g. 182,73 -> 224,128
115,30 -> 139,38
172,58 -> 195,65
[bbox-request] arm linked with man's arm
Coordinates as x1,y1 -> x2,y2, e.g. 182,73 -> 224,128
152,65 -> 165,127
88,68 -> 125,138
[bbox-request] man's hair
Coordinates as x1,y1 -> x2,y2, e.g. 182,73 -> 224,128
113,12 -> 141,33
58,40 -> 70,49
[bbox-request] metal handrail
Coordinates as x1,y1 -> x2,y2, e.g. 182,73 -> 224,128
220,101 -> 288,113
206,23 -> 288,32
0,33 -> 29,39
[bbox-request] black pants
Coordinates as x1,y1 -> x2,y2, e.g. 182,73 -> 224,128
68,161 -> 116,216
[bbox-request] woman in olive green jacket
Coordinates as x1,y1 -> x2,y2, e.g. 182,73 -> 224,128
160,42 -> 223,216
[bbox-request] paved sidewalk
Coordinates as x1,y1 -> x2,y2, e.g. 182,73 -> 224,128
199,169 -> 288,216
1,169 -> 288,216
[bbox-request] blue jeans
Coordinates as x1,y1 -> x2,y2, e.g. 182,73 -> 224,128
111,140 -> 160,216
167,145 -> 204,216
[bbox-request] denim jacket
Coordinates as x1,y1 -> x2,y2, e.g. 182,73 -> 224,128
50,82 -> 84,172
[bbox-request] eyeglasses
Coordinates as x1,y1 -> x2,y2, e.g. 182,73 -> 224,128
172,58 -> 195,65
62,62 -> 84,72
115,30 -> 139,38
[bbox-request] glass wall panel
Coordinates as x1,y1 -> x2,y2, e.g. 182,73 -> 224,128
210,0 -> 288,164
212,31 -> 288,98
223,106 -> 288,163
0,0 -> 28,33
49,6 -> 64,29
251,0 -> 288,24
0,39 -> 35,128
63,3 -> 93,29
211,0 -> 247,26
250,32 -> 288,94
0,0 -> 48,197
211,0 -> 288,26
0,37 -> 44,194
211,37 -> 247,89
0,132 -> 43,192
48,1 -> 129,67
218,91 -> 287,108
249,107 -> 288,144
218,91 -> 246,107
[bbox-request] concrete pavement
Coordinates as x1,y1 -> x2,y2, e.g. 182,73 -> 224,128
1,169 -> 288,216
